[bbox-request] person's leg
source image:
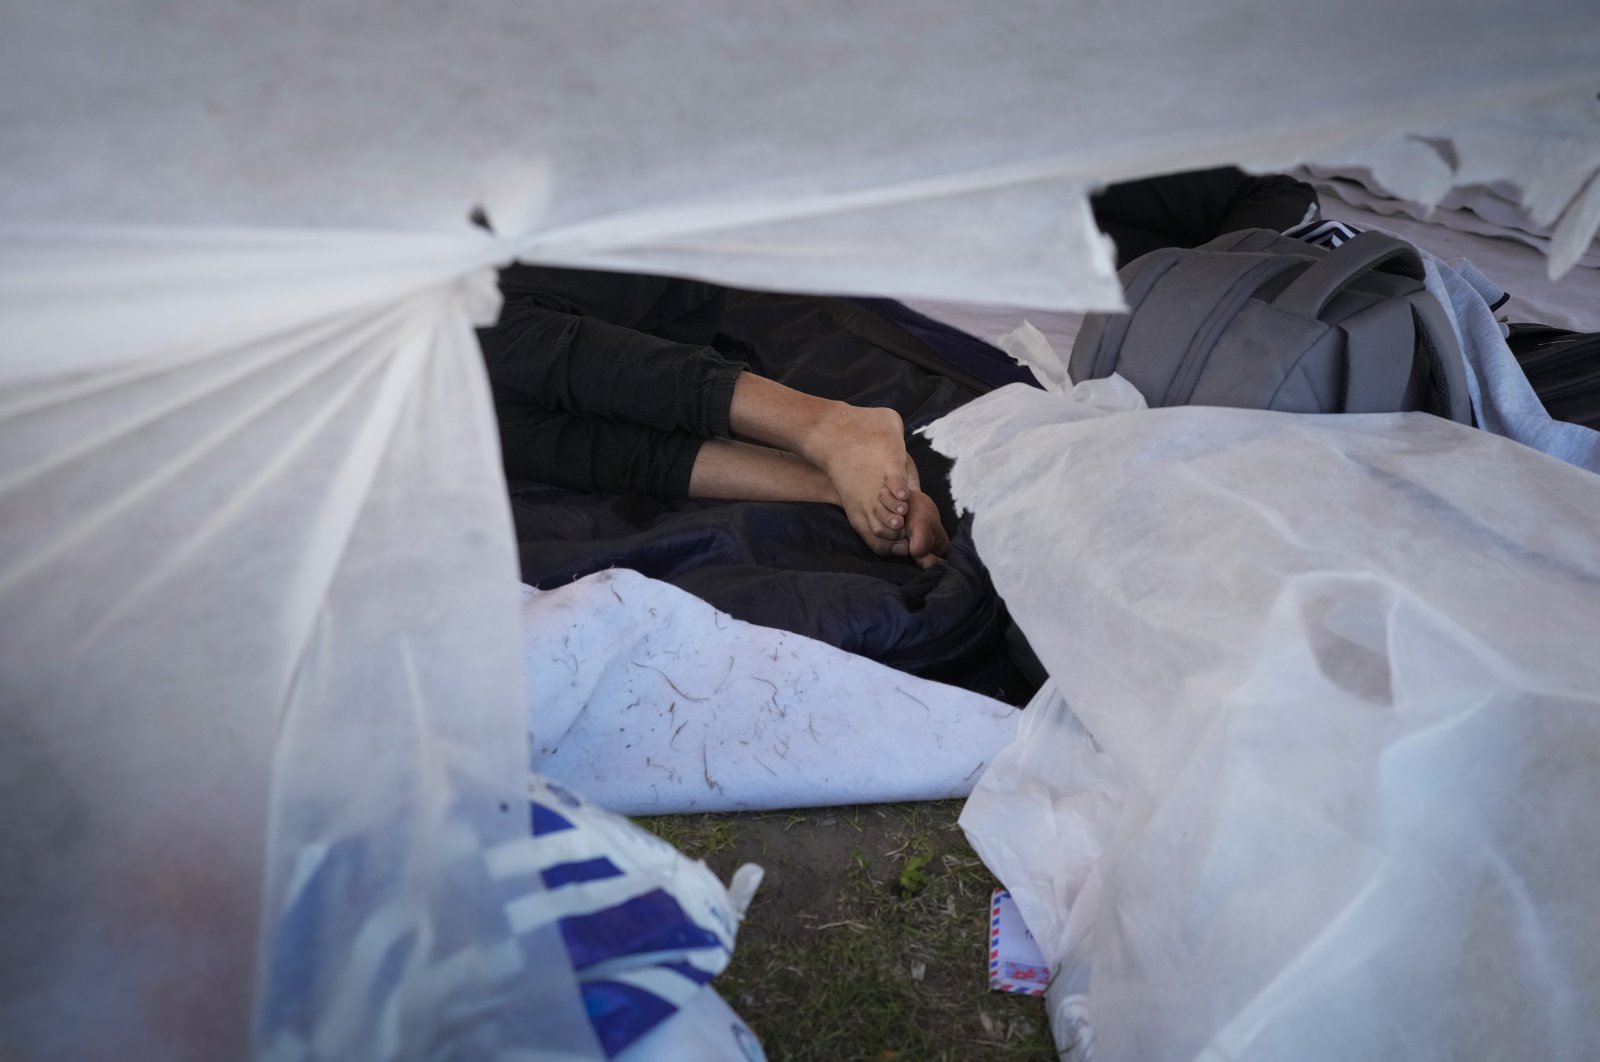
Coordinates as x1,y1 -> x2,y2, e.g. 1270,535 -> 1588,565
689,437 -> 948,568
493,405 -> 946,565
482,275 -> 944,556
724,372 -> 916,552
481,304 -> 744,440
688,438 -> 833,505
494,265 -> 727,345
495,405 -> 705,499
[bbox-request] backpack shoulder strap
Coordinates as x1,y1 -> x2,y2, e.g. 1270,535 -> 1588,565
1274,231 -> 1425,317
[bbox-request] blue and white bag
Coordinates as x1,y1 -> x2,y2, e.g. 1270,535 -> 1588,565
518,775 -> 766,1058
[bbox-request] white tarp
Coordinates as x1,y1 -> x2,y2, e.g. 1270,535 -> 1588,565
935,380 -> 1600,1060
3,0 -> 1599,1056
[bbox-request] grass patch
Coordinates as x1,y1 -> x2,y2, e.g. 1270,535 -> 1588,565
636,800 -> 1058,1061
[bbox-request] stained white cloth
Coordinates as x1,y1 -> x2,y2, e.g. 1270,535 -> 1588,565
933,380 -> 1600,1062
526,570 -> 1020,815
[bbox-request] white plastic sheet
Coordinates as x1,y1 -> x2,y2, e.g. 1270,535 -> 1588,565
933,383 -> 1600,1061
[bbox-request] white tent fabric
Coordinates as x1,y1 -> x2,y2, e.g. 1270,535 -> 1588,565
0,228 -> 608,1056
935,381 -> 1600,1061
7,2 -> 1600,303
4,0 -> 1600,1056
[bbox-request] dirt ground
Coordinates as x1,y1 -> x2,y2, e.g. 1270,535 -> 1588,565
638,799 -> 1060,1062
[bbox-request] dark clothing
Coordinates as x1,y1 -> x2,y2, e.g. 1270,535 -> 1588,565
479,168 -> 1319,499
505,289 -> 1026,701
1506,324 -> 1600,431
478,266 -> 746,499
1093,167 -> 1320,268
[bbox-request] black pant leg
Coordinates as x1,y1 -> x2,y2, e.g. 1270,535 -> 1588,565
479,267 -> 748,500
480,304 -> 745,438
495,265 -> 729,343
497,404 -> 706,499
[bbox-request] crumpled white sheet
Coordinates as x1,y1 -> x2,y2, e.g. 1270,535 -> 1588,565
526,569 -> 1020,815
932,380 -> 1600,1061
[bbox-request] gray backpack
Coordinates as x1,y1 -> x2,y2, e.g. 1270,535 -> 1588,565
1068,228 -> 1474,423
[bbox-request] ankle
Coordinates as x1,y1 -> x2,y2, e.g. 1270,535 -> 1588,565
796,399 -> 854,463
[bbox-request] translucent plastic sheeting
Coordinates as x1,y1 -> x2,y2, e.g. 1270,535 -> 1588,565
930,381 -> 1600,1060
0,228 -> 605,1059
526,569 -> 1020,815
5,2 -> 1599,309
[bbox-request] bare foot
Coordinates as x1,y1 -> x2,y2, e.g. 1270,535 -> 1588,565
889,490 -> 950,569
796,402 -> 912,552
